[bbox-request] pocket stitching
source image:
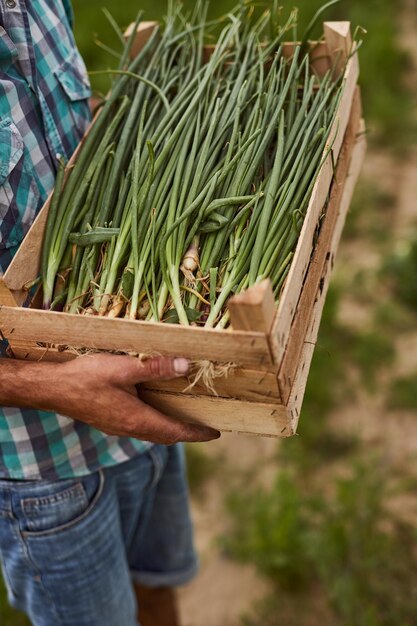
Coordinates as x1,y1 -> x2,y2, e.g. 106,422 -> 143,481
22,470 -> 105,538
22,481 -> 86,512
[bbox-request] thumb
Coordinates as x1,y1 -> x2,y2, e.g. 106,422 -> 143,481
116,356 -> 190,386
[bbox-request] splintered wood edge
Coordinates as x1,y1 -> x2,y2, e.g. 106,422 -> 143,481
287,120 -> 367,432
271,33 -> 359,362
277,89 -> 362,402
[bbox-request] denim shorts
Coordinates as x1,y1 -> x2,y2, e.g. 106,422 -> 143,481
0,443 -> 198,626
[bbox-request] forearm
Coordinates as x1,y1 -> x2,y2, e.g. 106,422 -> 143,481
0,357 -> 54,409
0,354 -> 219,443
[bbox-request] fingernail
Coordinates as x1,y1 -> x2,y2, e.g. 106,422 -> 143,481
199,428 -> 221,441
207,429 -> 221,439
173,358 -> 189,375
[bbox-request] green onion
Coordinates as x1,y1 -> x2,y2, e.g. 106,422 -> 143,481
40,1 -> 347,328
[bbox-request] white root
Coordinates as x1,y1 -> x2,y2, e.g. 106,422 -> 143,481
98,293 -> 111,316
184,360 -> 237,396
138,300 -> 151,319
180,237 -> 200,286
107,296 -> 125,318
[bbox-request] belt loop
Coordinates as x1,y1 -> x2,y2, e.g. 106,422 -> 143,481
147,446 -> 165,490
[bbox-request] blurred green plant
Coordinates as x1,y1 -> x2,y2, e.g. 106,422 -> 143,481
0,575 -> 30,626
373,300 -> 417,334
388,373 -> 417,412
350,329 -> 395,391
185,444 -> 217,498
241,592 -> 338,626
224,464 -> 417,626
223,472 -> 314,590
383,235 -> 417,312
344,179 -> 396,244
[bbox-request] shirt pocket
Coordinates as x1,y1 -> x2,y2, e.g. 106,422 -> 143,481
0,118 -> 40,250
52,48 -> 92,151
54,48 -> 92,102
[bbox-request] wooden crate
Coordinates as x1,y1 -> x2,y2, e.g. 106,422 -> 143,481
0,22 -> 366,437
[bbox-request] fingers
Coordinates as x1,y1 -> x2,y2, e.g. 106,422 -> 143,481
91,354 -> 190,386
115,393 -> 221,444
56,355 -> 221,444
133,356 -> 190,383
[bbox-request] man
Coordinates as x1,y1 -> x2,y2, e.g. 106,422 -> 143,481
0,2 -> 219,625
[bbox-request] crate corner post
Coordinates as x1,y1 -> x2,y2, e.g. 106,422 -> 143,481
125,20 -> 158,59
323,21 -> 353,75
0,278 -> 18,308
228,279 -> 276,334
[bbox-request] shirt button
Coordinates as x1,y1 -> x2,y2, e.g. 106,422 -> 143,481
6,0 -> 16,7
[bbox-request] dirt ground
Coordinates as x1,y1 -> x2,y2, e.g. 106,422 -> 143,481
178,5 -> 417,625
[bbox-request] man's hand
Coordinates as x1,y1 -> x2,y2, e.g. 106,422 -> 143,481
0,354 -> 220,444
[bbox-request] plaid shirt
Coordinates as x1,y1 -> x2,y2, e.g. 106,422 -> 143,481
0,0 -> 150,479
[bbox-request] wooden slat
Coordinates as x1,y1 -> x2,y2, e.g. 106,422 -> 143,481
287,118 -> 367,432
0,306 -> 273,369
270,27 -> 359,363
277,89 -> 362,402
229,279 -> 276,334
144,368 -> 279,402
9,341 -> 280,403
139,391 -> 292,437
7,342 -> 82,362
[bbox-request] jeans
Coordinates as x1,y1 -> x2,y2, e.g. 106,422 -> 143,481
0,443 -> 197,626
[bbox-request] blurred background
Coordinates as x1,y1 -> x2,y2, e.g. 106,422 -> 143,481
2,1 -> 417,624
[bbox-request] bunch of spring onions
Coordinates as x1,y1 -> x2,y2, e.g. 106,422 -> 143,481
41,0 -> 344,328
